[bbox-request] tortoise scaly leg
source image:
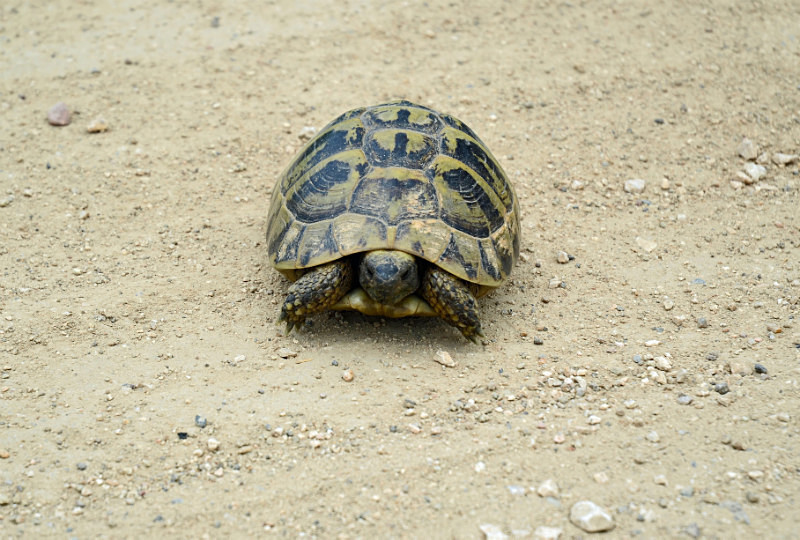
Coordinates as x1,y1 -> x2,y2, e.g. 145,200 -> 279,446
278,260 -> 353,333
420,267 -> 484,343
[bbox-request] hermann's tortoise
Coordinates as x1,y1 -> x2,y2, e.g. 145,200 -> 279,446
266,100 -> 520,342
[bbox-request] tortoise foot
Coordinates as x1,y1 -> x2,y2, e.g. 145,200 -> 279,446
421,266 -> 484,343
278,259 -> 353,332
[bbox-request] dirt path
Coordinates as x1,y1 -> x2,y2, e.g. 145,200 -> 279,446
1,1 -> 798,537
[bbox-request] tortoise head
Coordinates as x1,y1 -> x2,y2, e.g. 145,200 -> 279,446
359,250 -> 419,306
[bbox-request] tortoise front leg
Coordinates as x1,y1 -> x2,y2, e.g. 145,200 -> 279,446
278,259 -> 353,333
420,267 -> 484,343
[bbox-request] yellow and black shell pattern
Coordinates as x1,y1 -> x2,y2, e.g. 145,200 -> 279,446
266,100 -> 520,290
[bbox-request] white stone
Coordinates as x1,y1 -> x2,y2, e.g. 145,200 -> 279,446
743,162 -> 767,182
434,350 -> 456,367
569,501 -> 615,532
480,524 -> 509,540
536,478 -> 560,498
737,138 -> 758,160
624,178 -> 646,193
533,526 -> 563,540
654,356 -> 672,371
636,237 -> 657,252
298,126 -> 317,140
773,153 -> 798,165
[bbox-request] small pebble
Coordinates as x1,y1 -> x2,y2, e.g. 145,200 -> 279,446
47,102 -> 71,126
434,350 -> 456,367
507,485 -> 526,496
533,526 -> 563,540
87,117 -> 109,133
207,438 -> 220,451
569,500 -> 615,532
772,153 -> 798,165
76,462 -> 88,471
646,431 -> 660,443
677,394 -> 693,405
754,363 -> 767,374
654,474 -> 668,485
593,472 -> 609,484
663,299 -> 674,311
743,162 -> 766,182
697,317 -> 709,329
276,347 -> 296,358
556,251 -> 569,264
298,126 -> 317,140
636,237 -> 657,252
714,382 -> 729,395
342,369 -> 354,382
536,479 -> 560,498
654,357 -> 672,371
682,523 -> 701,538
479,524 -> 508,540
728,359 -> 751,376
195,415 -> 207,428
624,178 -> 646,193
737,138 -> 758,161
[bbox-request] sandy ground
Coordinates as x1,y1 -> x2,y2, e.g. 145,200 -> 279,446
1,0 -> 799,538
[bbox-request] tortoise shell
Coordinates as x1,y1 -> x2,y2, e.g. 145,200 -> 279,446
266,100 -> 520,289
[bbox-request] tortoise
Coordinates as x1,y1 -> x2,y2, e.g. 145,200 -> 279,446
266,100 -> 520,342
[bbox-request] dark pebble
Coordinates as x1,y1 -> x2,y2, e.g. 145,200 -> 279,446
331,360 -> 339,366
714,382 -> 729,395
76,462 -> 88,471
389,425 -> 398,433
195,415 -> 207,428
533,336 -> 544,345
177,432 -> 188,440
754,363 -> 767,374
706,352 -> 719,361
654,118 -> 665,125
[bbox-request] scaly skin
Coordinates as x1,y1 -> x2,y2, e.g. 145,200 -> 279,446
421,266 -> 484,343
278,259 -> 353,333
